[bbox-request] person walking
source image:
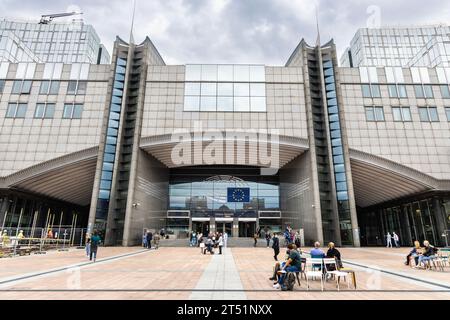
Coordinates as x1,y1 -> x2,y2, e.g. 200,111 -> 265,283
218,233 -> 224,254
393,232 -> 400,248
153,233 -> 160,249
386,232 -> 393,248
146,231 -> 153,249
85,233 -> 91,257
223,232 -> 228,248
253,232 -> 258,247
272,233 -> 280,261
89,230 -> 101,262
265,232 -> 271,248
142,231 -> 147,248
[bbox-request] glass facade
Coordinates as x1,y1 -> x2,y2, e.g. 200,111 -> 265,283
0,20 -> 110,64
169,167 -> 280,218
95,57 -> 126,221
322,57 -> 353,245
359,195 -> 450,247
184,64 -> 266,112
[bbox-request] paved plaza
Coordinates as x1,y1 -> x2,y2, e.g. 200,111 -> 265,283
0,246 -> 449,300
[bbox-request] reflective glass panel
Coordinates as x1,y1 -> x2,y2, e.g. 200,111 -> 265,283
217,97 -> 233,112
201,83 -> 216,96
250,97 -> 266,112
184,96 -> 200,111
428,107 -> 439,122
234,83 -> 249,96
250,83 -> 265,96
34,103 -> 46,118
217,83 -> 233,96
234,97 -> 250,111
185,82 -> 201,95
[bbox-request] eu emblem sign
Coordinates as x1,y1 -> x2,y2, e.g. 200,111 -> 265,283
227,187 -> 250,202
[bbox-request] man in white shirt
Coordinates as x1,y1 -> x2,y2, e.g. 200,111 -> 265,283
392,232 -> 400,248
386,232 -> 392,248
223,232 -> 228,248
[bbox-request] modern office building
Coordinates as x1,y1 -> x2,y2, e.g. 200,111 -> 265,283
0,30 -> 449,247
341,24 -> 450,67
0,18 -> 110,64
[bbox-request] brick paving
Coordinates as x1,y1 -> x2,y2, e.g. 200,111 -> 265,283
0,246 -> 449,300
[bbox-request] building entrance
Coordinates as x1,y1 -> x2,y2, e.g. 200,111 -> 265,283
238,221 -> 256,237
216,222 -> 232,237
192,221 -> 210,235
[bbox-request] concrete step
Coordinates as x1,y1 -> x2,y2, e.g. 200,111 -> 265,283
157,238 -> 274,248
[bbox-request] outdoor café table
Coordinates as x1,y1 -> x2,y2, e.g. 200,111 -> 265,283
338,267 -> 357,289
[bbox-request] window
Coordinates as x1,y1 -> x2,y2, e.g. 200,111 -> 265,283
11,80 -> 32,94
445,107 -> 450,121
0,80 -> 5,94
388,85 -> 397,98
361,84 -> 371,98
34,103 -> 55,119
49,81 -> 60,94
397,84 -> 407,98
418,106 -> 439,122
392,106 -> 412,122
39,81 -> 50,94
67,80 -> 77,94
39,80 -> 60,95
365,106 -> 384,121
77,81 -> 87,95
63,103 -> 83,119
6,103 -> 27,118
440,85 -> 450,99
423,85 -> 433,98
414,85 -> 425,98
371,84 -> 381,98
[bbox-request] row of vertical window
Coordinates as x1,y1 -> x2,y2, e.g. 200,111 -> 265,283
97,57 -> 127,202
361,84 -> 450,99
5,102 -> 83,119
0,80 -> 87,95
365,106 -> 450,122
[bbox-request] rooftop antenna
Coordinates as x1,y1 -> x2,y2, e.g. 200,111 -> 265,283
39,12 -> 83,24
315,4 -> 320,46
129,0 -> 137,44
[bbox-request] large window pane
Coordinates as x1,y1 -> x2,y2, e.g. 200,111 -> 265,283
440,85 -> 450,98
6,103 -> 16,118
217,83 -> 233,96
15,103 -> 27,118
201,83 -> 216,96
362,84 -> 371,98
67,80 -> 77,94
200,96 -> 216,111
392,107 -> 402,121
398,84 -> 407,98
63,104 -> 73,118
49,81 -> 60,94
12,80 -> 21,94
185,65 -> 201,81
423,85 -> 433,98
34,103 -> 46,118
374,106 -> 384,121
414,85 -> 425,98
234,97 -> 250,111
184,96 -> 200,111
201,65 -> 217,81
402,107 -> 412,121
445,107 -> 450,121
371,84 -> 381,98
388,85 -> 398,98
233,65 -> 249,81
250,83 -> 265,96
185,82 -> 200,95
365,107 -> 375,121
21,81 -> 32,94
39,81 -> 50,94
234,83 -> 249,96
249,65 -> 265,82
77,81 -> 87,95
428,107 -> 439,122
217,65 -> 233,81
217,97 -> 233,112
418,107 -> 429,121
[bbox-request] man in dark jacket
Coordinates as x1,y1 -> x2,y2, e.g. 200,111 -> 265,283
146,232 -> 153,249
90,230 -> 101,262
272,234 -> 280,261
326,242 -> 343,269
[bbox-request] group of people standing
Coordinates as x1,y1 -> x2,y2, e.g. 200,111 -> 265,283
142,230 -> 160,249
386,232 -> 400,248
194,231 -> 227,255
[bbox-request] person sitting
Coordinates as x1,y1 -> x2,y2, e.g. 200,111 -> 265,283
273,244 -> 302,291
326,242 -> 342,270
405,241 -> 421,266
310,241 -> 325,258
416,240 -> 437,269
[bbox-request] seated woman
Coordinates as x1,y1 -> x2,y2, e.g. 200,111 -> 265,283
326,242 -> 342,270
405,241 -> 421,266
416,240 -> 437,269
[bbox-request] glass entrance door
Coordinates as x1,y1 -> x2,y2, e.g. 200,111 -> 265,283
238,221 -> 256,237
216,222 -> 232,237
192,221 -> 210,235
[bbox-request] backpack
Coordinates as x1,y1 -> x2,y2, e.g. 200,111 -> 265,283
282,272 -> 296,291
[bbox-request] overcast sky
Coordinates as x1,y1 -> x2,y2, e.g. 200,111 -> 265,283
1,0 -> 449,65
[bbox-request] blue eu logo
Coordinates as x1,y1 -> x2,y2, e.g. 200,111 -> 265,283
227,187 -> 250,202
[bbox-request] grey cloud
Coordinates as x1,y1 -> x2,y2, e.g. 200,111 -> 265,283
0,0 -> 448,65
